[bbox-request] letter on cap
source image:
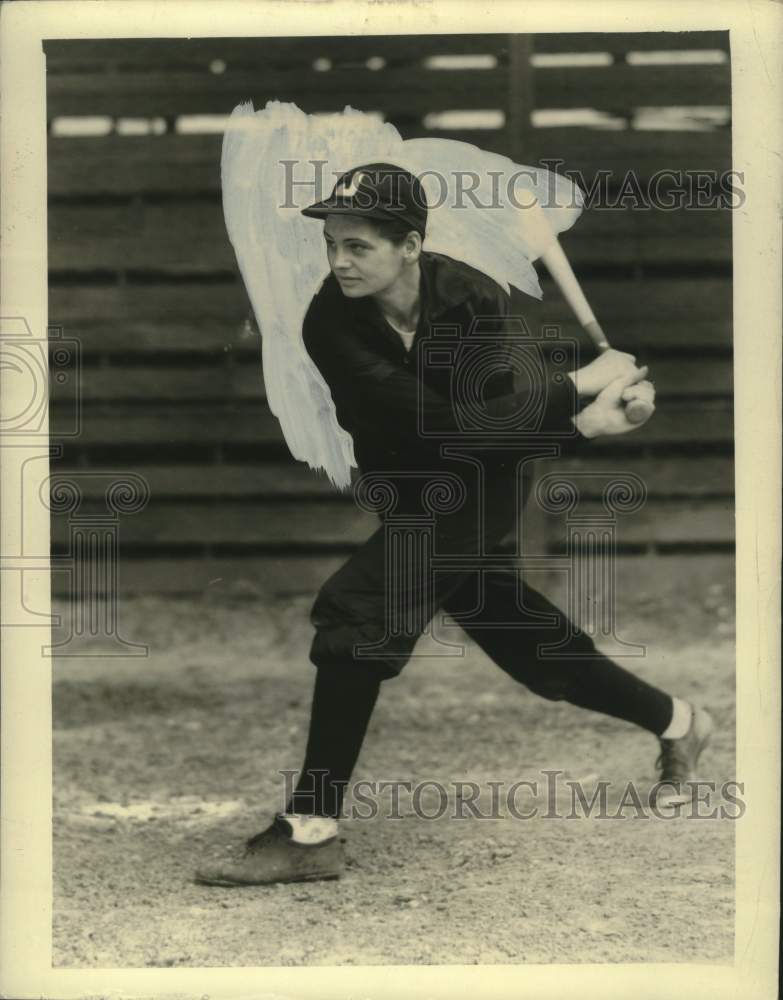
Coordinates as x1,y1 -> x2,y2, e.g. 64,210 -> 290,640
335,172 -> 367,197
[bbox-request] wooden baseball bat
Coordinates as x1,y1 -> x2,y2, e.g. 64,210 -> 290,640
521,196 -> 653,425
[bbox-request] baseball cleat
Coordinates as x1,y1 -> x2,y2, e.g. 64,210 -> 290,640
650,705 -> 715,809
194,815 -> 344,887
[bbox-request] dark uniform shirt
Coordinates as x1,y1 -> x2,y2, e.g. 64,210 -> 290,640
303,251 -> 581,545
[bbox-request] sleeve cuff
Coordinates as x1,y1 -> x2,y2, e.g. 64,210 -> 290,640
540,371 -> 581,437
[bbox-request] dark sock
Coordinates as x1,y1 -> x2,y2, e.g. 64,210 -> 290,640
562,654 -> 674,735
287,666 -> 381,818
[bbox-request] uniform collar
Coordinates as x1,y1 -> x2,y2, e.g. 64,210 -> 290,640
419,252 -> 472,318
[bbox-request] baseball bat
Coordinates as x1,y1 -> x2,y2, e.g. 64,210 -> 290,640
521,196 -> 654,425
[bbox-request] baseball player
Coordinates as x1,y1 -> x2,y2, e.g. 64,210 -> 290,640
195,164 -> 713,887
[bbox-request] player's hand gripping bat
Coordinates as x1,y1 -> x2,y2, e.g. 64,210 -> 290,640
522,196 -> 654,425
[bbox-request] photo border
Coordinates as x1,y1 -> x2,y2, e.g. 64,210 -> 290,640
1,1 -> 780,997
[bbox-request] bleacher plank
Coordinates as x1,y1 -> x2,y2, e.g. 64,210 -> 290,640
556,205 -> 731,266
50,552 -> 348,597
540,454 -> 733,496
51,499 -> 377,546
49,462 -> 339,498
544,499 -> 733,546
527,127 -> 731,185
595,399 -> 732,446
534,277 -> 732,325
46,60 -> 729,119
528,278 -> 734,356
46,68 -> 511,118
49,286 -> 733,362
49,202 -> 237,273
534,63 -> 729,111
48,454 -> 734,500
47,129 -> 731,198
48,356 -> 731,403
533,32 -> 730,54
51,365 -> 267,402
49,496 -> 732,548
51,551 -> 734,598
542,320 -> 732,356
48,321 -> 259,358
49,276 -> 732,326
48,201 -> 732,272
48,399 -> 733,448
42,33 -> 730,77
43,35 -> 512,73
49,401 -> 283,446
49,283 -> 246,323
50,315 -> 730,361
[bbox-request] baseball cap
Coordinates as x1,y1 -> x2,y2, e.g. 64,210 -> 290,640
301,162 -> 428,236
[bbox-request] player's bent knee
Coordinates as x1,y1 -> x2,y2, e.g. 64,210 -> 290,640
309,623 -> 413,681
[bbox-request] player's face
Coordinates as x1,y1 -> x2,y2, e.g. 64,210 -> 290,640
323,215 -> 408,298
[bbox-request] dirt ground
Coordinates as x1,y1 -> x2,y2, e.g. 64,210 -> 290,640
53,556 -> 736,967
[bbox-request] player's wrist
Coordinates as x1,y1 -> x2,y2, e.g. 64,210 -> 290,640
568,365 -> 602,398
566,370 -> 581,394
572,404 -> 602,439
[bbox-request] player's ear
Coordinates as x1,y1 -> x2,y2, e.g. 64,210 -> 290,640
403,231 -> 422,262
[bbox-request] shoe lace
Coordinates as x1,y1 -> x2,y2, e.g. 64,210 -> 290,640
655,738 -> 690,782
244,825 -> 277,854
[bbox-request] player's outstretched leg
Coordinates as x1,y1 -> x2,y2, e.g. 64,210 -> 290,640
444,570 -> 715,805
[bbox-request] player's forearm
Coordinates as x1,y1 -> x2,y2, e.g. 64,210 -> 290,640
353,366 -> 580,440
306,327 -> 582,442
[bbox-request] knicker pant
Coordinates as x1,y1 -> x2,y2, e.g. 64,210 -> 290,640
289,525 -> 674,817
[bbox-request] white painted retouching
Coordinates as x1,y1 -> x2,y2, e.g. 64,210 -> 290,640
220,101 -> 584,488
